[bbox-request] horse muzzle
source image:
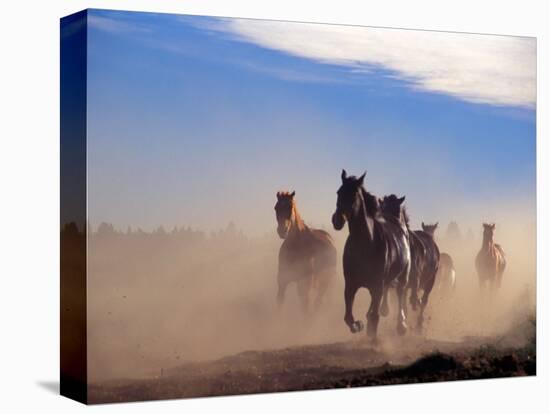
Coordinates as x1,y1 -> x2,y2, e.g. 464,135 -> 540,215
277,223 -> 290,239
332,212 -> 346,230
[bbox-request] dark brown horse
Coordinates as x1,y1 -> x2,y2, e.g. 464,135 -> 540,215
274,191 -> 337,313
411,222 -> 440,330
475,223 -> 506,291
379,204 -> 439,332
378,199 -> 439,332
332,171 -> 410,338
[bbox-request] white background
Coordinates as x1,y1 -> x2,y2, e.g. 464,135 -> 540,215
0,0 -> 547,412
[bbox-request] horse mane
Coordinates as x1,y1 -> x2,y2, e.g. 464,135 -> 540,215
360,187 -> 380,217
402,205 -> 411,228
276,191 -> 307,233
292,203 -> 307,231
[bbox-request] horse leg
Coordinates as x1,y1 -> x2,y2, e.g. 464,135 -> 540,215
488,262 -> 499,293
496,271 -> 503,289
297,275 -> 312,315
367,286 -> 383,339
408,272 -> 420,311
313,269 -> 332,311
395,278 -> 408,336
478,275 -> 486,293
417,274 -> 435,334
276,271 -> 290,308
344,281 -> 363,333
496,258 -> 505,290
380,286 -> 390,317
491,275 -> 501,293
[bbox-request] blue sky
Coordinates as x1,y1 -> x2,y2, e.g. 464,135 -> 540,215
86,9 -> 536,234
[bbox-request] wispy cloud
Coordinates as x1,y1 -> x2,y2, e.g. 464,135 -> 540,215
199,18 -> 536,108
234,61 -> 348,84
88,14 -> 152,34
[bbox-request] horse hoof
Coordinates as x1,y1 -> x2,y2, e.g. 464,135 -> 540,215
351,320 -> 364,333
380,304 -> 389,317
397,322 -> 408,336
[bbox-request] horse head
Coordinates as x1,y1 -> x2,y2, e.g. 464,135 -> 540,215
482,222 -> 496,241
274,190 -> 296,239
332,169 -> 366,231
421,221 -> 439,236
380,194 -> 407,223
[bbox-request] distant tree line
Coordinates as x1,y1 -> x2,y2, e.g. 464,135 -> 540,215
62,220 -> 253,245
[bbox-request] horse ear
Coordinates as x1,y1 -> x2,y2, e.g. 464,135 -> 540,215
290,191 -> 295,198
435,221 -> 439,228
358,171 -> 366,185
491,223 -> 496,229
341,169 -> 347,181
422,221 -> 425,229
276,192 -> 281,200
398,196 -> 406,204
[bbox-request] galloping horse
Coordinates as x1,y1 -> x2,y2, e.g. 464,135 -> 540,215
436,253 -> 456,295
378,201 -> 439,332
332,171 -> 410,338
475,223 -> 506,291
414,222 -> 440,330
274,191 -> 337,313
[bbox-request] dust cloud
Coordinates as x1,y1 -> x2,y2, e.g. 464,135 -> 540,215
87,205 -> 535,383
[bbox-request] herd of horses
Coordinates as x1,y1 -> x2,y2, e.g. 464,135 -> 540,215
274,170 -> 506,339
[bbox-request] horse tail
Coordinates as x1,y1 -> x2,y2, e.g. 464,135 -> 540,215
449,268 -> 456,291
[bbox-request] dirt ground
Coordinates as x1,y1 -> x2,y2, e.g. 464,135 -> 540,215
88,318 -> 535,404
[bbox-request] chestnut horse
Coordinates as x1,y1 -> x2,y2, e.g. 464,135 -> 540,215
274,191 -> 337,313
475,223 -> 506,291
332,171 -> 410,339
